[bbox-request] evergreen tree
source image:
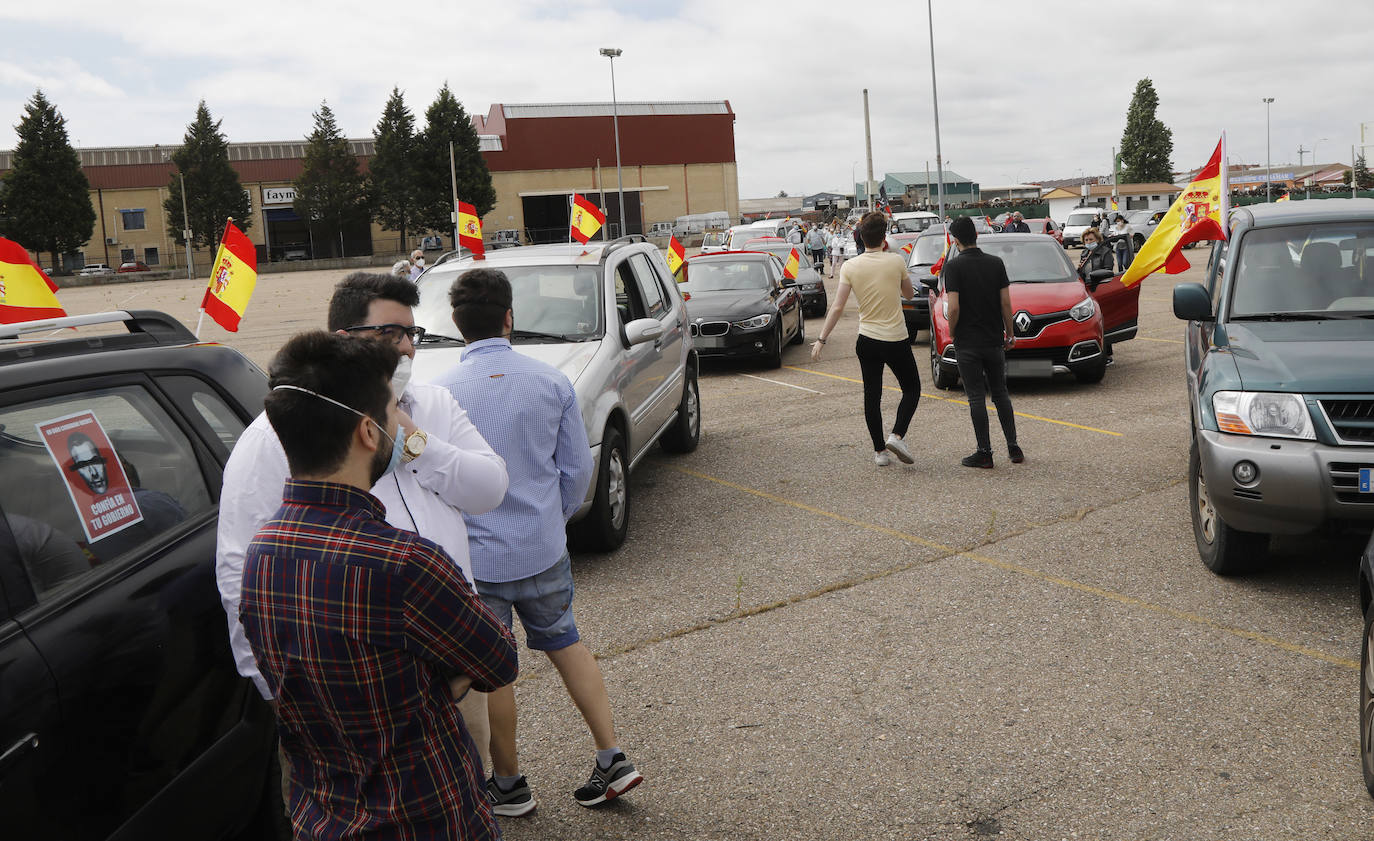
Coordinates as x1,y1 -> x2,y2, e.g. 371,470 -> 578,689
413,84 -> 495,238
370,88 -> 418,251
164,101 -> 251,250
0,90 -> 95,272
293,101 -> 368,258
1119,79 -> 1175,184
1355,154 -> 1372,190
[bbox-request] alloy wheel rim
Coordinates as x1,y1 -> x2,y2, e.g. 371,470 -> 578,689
686,381 -> 700,438
607,449 -> 626,530
1196,473 -> 1216,545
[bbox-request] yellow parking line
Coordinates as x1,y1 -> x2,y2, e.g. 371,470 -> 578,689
783,365 -> 1123,437
669,465 -> 1358,671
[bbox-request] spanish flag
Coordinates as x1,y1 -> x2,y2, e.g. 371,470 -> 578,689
901,241 -> 915,256
201,220 -> 257,332
1275,193 -> 1290,203
782,247 -> 800,280
666,235 -> 686,274
458,200 -> 485,259
929,229 -> 953,276
1110,197 -> 1119,212
0,238 -> 66,324
1122,134 -> 1229,287
570,194 -> 606,243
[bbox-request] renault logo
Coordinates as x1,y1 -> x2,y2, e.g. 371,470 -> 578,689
1014,310 -> 1032,334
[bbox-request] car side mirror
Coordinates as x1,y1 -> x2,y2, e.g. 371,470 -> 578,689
1172,282 -> 1214,321
624,317 -> 664,346
1089,268 -> 1115,282
917,275 -> 938,290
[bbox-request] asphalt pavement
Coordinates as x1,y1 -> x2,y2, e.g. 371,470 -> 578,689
55,253 -> 1374,839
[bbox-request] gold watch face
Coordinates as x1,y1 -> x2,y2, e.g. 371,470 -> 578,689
405,431 -> 425,455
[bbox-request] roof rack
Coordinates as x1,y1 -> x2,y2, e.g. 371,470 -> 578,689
600,234 -> 649,263
0,310 -> 198,365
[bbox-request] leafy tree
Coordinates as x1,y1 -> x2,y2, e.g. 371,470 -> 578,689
413,84 -> 495,238
1119,79 -> 1174,184
164,101 -> 251,250
370,88 -> 418,250
1355,154 -> 1373,190
293,101 -> 368,258
0,90 -> 95,271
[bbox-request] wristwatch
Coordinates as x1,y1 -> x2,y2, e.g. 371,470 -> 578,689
402,429 -> 428,463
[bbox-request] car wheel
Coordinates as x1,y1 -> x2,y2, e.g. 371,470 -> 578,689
766,325 -> 783,368
790,310 -> 806,345
570,426 -> 630,552
1189,440 -> 1267,575
1073,358 -> 1106,384
1134,234 -> 1145,249
1361,607 -> 1374,796
930,347 -> 958,390
660,369 -> 701,454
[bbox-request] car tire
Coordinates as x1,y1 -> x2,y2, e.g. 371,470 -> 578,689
790,310 -> 806,345
931,348 -> 958,390
1073,358 -> 1106,384
660,369 -> 701,454
1360,607 -> 1374,796
570,426 -> 630,552
766,325 -> 784,368
1134,234 -> 1145,249
1189,440 -> 1267,575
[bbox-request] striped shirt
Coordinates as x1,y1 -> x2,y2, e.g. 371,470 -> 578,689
241,480 -> 517,841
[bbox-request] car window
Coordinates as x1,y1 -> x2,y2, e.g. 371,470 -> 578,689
911,234 -> 949,266
614,260 -> 648,324
0,384 -> 211,603
156,375 -> 250,460
1230,222 -> 1374,315
629,254 -> 668,319
983,241 -> 1076,283
679,259 -> 772,291
1207,240 -> 1228,312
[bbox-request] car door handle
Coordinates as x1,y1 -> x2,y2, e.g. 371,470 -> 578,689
0,733 -> 39,777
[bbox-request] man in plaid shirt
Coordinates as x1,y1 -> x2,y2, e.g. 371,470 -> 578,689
241,331 -> 517,840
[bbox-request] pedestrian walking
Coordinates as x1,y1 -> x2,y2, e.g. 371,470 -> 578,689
811,211 -> 920,467
807,224 -> 827,271
240,330 -> 517,841
434,268 -> 644,816
942,216 -> 1023,468
829,227 -> 846,277
1110,214 -> 1134,272
1006,212 -> 1031,233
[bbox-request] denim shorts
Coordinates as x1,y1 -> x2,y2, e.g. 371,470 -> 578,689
474,553 -> 580,652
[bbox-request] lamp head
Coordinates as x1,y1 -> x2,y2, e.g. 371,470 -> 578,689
599,48 -> 622,58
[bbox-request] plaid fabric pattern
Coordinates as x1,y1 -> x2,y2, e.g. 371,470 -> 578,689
241,480 -> 517,841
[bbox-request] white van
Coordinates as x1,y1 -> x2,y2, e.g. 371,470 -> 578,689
891,211 -> 939,233
1061,207 -> 1104,247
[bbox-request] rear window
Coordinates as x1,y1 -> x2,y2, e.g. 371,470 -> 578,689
413,264 -> 604,341
1066,212 -> 1099,227
679,259 -> 772,291
910,234 -> 948,265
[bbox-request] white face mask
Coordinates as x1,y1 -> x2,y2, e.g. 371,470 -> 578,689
414,257 -> 425,268
390,354 -> 413,400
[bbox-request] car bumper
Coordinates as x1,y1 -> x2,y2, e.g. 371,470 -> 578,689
902,297 -> 930,330
1198,429 -> 1374,533
692,324 -> 777,358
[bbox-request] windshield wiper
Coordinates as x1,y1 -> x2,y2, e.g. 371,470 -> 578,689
511,328 -> 582,342
418,331 -> 465,345
1231,313 -> 1336,321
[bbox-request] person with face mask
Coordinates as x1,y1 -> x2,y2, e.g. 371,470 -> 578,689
1076,227 -> 1114,281
409,249 -> 427,281
216,272 -> 509,779
242,331 -> 516,841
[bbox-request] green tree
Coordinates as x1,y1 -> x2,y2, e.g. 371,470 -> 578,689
293,101 -> 368,258
0,90 -> 95,272
370,87 -> 418,251
1119,79 -> 1174,184
413,84 -> 495,239
1355,154 -> 1373,190
164,101 -> 251,250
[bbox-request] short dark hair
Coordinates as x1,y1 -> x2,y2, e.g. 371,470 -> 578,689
858,212 -> 887,248
264,331 -> 400,478
327,272 -> 421,332
949,216 -> 977,246
448,268 -> 513,341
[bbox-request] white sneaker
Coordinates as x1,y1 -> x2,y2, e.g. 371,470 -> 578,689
885,434 -> 914,464
874,451 -> 893,467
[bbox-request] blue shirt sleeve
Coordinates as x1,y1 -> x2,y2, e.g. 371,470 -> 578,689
555,382 -> 593,521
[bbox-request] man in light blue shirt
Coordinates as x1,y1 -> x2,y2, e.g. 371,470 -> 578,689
433,268 -> 644,817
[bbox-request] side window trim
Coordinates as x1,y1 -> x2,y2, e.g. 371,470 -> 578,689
628,254 -> 667,320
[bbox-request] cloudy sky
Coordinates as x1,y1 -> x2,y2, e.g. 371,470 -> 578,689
2,0 -> 1369,198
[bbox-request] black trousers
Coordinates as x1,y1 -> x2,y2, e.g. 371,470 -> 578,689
955,344 -> 1017,452
855,334 -> 921,451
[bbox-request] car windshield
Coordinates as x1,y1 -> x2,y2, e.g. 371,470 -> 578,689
413,264 -> 604,341
679,259 -> 773,292
978,239 -> 1077,283
910,234 -> 949,266
702,232 -> 726,247
1127,211 -> 1153,225
1229,222 -> 1374,317
896,216 -> 935,232
1066,212 -> 1099,227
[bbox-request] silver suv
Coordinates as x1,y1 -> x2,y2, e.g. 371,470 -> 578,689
409,236 -> 700,551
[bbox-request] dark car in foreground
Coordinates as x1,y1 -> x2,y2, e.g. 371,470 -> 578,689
1359,531 -> 1374,797
0,310 -> 285,839
1173,199 -> 1374,575
676,251 -> 805,367
901,226 -> 955,341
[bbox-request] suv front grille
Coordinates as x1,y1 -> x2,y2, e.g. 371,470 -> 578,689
1329,462 -> 1374,504
1319,399 -> 1374,445
1013,310 -> 1071,339
698,321 -> 729,337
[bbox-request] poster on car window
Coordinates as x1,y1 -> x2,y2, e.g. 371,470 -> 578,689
35,410 -> 144,543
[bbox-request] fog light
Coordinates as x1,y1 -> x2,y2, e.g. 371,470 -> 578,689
1233,460 -> 1259,485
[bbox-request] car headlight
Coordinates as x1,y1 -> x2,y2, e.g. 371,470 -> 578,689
731,313 -> 774,330
1069,296 -> 1096,322
1212,391 -> 1314,440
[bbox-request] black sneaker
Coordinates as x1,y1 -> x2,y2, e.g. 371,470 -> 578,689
573,753 -> 643,807
486,775 -> 536,817
960,450 -> 994,469
1008,445 -> 1025,464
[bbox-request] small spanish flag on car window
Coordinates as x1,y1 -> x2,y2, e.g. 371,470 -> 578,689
666,235 -> 686,274
783,247 -> 800,280
201,220 -> 257,332
569,194 -> 606,243
458,201 -> 485,258
0,237 -> 66,324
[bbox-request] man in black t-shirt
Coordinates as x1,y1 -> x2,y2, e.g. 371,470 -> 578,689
943,216 -> 1024,468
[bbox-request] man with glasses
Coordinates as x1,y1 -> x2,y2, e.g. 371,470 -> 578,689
217,272 -> 510,781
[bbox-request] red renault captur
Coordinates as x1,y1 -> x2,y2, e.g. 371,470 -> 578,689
924,233 -> 1141,386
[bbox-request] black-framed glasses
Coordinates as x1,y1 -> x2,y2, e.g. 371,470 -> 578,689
344,323 -> 426,345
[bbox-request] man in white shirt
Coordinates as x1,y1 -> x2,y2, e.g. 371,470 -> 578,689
216,271 -> 508,771
409,249 -> 426,281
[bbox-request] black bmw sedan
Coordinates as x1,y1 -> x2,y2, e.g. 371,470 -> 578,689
676,251 -> 805,368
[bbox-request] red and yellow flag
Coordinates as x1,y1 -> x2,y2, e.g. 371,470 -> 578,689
458,201 -> 485,259
570,194 -> 606,243
1121,133 -> 1230,287
1275,193 -> 1290,203
901,241 -> 915,256
666,235 -> 686,273
782,247 -> 800,280
0,238 -> 66,323
930,229 -> 953,276
201,220 -> 257,332
1110,197 -> 1119,211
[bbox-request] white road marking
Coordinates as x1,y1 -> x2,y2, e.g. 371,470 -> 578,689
739,373 -> 823,394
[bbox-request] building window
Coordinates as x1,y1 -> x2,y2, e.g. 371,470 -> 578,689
1152,195 -> 1160,201
120,248 -> 135,263
144,247 -> 159,266
120,209 -> 146,231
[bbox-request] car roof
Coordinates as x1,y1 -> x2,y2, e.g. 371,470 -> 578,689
687,250 -> 777,262
425,241 -> 648,272
1238,197 -> 1374,228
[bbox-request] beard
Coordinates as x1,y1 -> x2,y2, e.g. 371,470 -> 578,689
368,430 -> 394,487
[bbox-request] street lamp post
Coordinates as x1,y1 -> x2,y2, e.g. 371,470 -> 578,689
162,151 -> 195,280
1312,137 -> 1329,198
1262,97 -> 1275,202
599,48 -> 626,238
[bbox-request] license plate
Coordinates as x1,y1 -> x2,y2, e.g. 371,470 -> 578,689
1006,358 -> 1053,378
1362,467 -> 1373,493
696,336 -> 725,349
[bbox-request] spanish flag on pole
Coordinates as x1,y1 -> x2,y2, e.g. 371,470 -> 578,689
0,238 -> 66,324
666,235 -> 686,274
930,228 -> 953,276
458,200 -> 485,259
782,247 -> 801,280
1121,134 -> 1230,287
569,194 -> 606,243
200,220 -> 257,333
